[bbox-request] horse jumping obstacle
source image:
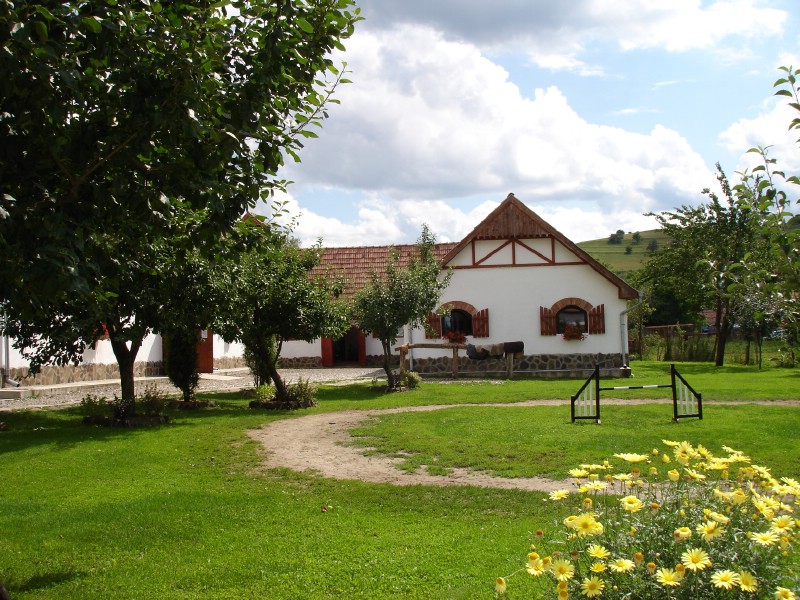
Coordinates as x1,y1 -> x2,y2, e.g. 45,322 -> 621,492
571,364 -> 702,424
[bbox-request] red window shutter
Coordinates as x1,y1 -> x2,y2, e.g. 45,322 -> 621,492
540,307 -> 557,336
589,304 -> 605,334
425,312 -> 442,339
473,308 -> 489,338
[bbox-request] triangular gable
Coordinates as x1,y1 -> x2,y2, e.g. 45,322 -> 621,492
442,193 -> 638,300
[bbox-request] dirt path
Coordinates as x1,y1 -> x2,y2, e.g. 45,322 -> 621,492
248,398 -> 800,492
250,400 -> 627,492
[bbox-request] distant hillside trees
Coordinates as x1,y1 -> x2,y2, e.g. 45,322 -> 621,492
607,229 -> 626,244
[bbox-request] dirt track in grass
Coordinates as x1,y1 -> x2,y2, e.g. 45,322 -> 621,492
249,399 -> 655,492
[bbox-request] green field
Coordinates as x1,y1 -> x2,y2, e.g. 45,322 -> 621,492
577,229 -> 671,277
1,362 -> 797,599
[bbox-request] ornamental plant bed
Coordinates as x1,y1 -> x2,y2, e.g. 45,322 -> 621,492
249,398 -> 317,411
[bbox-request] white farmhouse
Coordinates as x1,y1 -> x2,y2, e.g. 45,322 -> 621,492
1,194 -> 638,386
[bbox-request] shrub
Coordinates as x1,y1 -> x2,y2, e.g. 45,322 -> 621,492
400,370 -> 421,389
285,378 -> 317,408
79,393 -> 111,416
254,384 -> 276,402
136,385 -> 168,416
164,330 -> 200,402
497,441 -> 799,599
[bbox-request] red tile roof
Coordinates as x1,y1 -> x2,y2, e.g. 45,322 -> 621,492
311,243 -> 457,297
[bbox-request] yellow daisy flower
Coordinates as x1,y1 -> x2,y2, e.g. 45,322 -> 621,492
738,570 -> 758,593
586,544 -> 610,560
609,558 -> 635,573
613,452 -> 650,463
526,558 -> 546,576
549,489 -> 570,501
495,577 -> 507,594
569,468 -> 590,478
696,520 -> 724,542
710,570 -> 740,590
771,514 -> 796,534
673,526 -> 692,541
749,530 -> 779,546
620,495 -> 644,512
580,576 -> 605,598
551,558 -> 575,582
667,469 -> 680,482
681,547 -> 712,572
589,562 -> 607,573
655,568 -> 682,587
775,587 -> 796,600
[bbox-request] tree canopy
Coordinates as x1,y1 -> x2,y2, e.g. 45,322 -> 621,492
636,166 -> 768,365
215,222 -> 350,403
354,226 -> 451,388
0,1 -> 360,414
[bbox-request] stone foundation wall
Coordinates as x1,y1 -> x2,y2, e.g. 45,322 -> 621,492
213,356 -> 248,370
408,353 -> 625,378
10,361 -> 164,387
278,356 -> 324,369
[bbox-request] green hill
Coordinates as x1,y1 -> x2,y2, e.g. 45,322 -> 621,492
577,229 -> 671,278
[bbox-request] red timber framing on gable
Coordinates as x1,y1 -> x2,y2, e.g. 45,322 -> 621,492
441,193 -> 638,300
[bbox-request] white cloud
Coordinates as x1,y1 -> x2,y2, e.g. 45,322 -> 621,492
719,95 -> 800,176
358,1 -> 787,69
286,27 -> 714,214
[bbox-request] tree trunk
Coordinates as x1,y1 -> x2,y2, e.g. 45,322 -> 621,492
381,339 -> 396,388
743,339 -> 751,366
267,360 -> 287,401
110,336 -> 143,419
714,313 -> 730,367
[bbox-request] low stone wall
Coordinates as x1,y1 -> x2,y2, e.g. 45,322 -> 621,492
408,353 -> 625,378
278,356 -> 324,369
10,361 -> 164,386
213,356 -> 248,370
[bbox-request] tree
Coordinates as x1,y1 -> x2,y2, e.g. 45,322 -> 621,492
637,166 -> 767,365
163,329 -> 200,403
733,66 -> 800,361
632,232 -> 642,244
0,1 -> 360,415
354,226 -> 451,388
216,223 -> 350,405
646,239 -> 659,254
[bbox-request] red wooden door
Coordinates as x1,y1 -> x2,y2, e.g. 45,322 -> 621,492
196,329 -> 214,373
321,337 -> 334,367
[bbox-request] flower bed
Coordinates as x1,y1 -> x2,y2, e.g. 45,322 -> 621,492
496,440 -> 799,598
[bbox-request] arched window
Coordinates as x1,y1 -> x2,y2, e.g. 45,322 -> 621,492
556,305 -> 587,334
442,308 -> 473,336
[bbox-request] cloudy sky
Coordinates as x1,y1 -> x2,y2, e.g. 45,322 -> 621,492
268,0 -> 800,246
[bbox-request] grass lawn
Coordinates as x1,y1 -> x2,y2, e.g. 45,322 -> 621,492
1,361 -> 798,598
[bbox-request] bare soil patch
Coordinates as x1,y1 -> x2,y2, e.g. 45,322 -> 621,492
248,398 -> 800,492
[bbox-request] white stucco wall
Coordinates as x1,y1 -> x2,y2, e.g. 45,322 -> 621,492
2,332 -> 164,371
408,247 -> 629,361
214,335 -> 245,361
281,339 -> 320,358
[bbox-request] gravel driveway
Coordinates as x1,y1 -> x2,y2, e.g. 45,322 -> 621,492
0,366 -> 385,412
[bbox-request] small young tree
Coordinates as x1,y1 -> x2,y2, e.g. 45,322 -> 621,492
733,66 -> 800,361
216,223 -> 349,404
163,328 -> 200,403
354,226 -> 451,389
